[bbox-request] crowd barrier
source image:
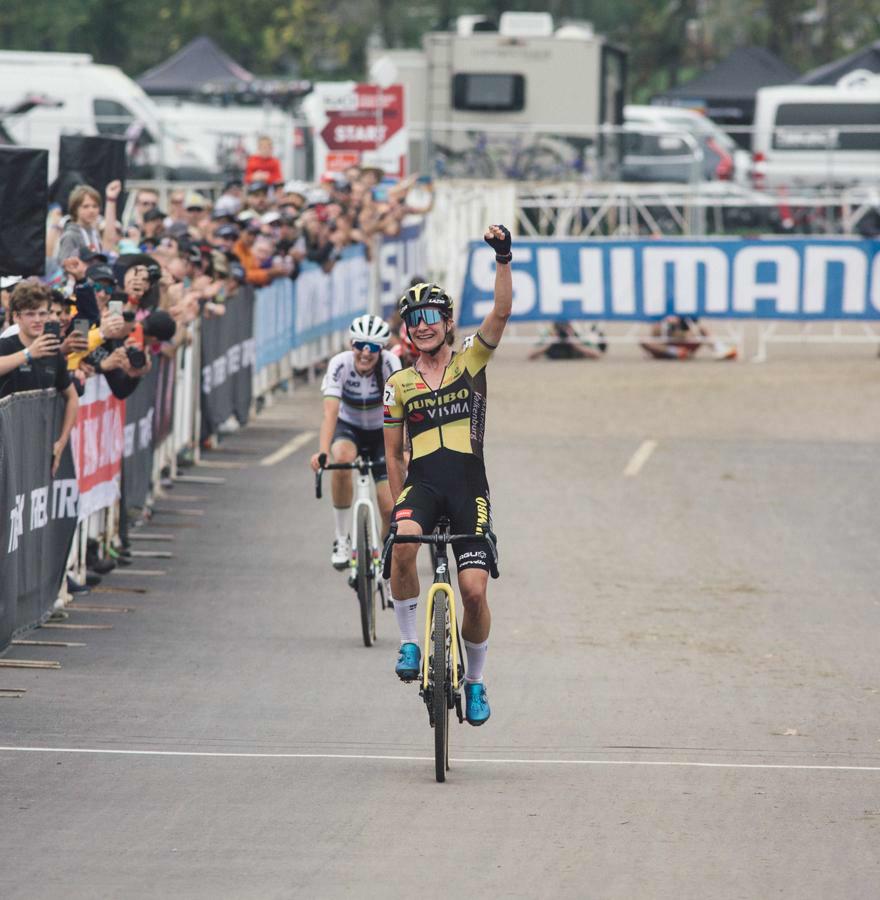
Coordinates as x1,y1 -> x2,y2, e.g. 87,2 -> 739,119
0,235 -> 418,652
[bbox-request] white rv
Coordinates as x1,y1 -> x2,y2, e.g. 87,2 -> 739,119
0,51 -> 217,180
368,12 -> 626,178
751,72 -> 880,191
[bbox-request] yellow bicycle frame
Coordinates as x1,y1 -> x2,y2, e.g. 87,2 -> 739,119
422,581 -> 460,692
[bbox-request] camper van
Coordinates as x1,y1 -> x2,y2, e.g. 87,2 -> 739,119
367,12 -> 626,179
0,51 -> 217,181
751,73 -> 880,191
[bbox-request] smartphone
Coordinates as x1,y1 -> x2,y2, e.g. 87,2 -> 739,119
73,318 -> 91,338
43,320 -> 61,339
108,300 -> 123,315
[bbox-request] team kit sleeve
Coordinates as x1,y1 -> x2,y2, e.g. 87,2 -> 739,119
463,330 -> 496,374
383,375 -> 403,428
320,352 -> 345,398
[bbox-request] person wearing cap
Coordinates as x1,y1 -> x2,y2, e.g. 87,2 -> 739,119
213,195 -> 241,221
214,223 -> 240,254
140,208 -> 165,251
244,181 -> 270,214
279,180 -> 308,213
183,192 -> 209,239
244,135 -> 283,186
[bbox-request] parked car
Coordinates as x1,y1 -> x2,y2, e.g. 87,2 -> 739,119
621,104 -> 750,184
0,51 -> 218,181
751,73 -> 880,191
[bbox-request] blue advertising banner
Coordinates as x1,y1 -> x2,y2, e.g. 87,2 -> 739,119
253,245 -> 369,371
459,238 -> 880,325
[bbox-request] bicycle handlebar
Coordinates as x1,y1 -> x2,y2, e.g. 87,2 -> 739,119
314,453 -> 381,499
381,523 -> 500,581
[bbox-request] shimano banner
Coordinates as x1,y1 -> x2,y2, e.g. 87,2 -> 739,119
200,289 -> 255,438
0,391 -> 79,652
459,238 -> 880,325
254,246 -> 369,371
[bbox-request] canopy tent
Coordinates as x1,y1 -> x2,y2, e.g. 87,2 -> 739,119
138,36 -> 254,95
137,36 -> 310,101
653,46 -> 797,145
797,40 -> 880,85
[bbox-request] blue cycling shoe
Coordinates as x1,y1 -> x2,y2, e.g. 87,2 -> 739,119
464,681 -> 491,726
395,642 -> 421,682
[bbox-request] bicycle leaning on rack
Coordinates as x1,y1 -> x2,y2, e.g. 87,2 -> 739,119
315,454 -> 390,647
382,516 -> 499,783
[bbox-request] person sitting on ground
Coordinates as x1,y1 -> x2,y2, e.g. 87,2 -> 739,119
640,314 -> 737,361
528,320 -> 607,360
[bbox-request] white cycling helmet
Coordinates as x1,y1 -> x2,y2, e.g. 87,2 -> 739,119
349,314 -> 391,347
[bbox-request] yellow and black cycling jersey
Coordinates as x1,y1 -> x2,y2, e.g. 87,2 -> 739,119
383,331 -> 495,462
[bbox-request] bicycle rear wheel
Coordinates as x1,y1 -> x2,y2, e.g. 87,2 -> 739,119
356,506 -> 375,647
432,589 -> 449,782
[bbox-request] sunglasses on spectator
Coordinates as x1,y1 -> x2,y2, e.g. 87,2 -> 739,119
92,281 -> 114,293
138,199 -> 157,208
352,340 -> 382,353
404,308 -> 443,327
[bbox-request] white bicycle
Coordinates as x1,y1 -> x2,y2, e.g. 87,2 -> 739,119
315,454 -> 390,646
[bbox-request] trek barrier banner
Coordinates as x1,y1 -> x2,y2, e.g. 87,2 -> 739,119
122,362 -> 159,511
253,245 -> 369,372
459,238 -> 880,325
200,289 -> 256,438
154,353 -> 176,447
379,220 -> 428,315
0,391 -> 79,652
70,376 -> 125,521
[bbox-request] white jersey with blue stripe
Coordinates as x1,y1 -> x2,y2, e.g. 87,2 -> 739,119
321,349 -> 401,430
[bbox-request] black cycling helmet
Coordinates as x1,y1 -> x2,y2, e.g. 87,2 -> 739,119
398,282 -> 453,320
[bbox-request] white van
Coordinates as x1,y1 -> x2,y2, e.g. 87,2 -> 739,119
0,51 -> 217,181
752,73 -> 880,191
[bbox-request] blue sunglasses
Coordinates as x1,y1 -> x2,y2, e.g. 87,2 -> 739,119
404,307 -> 443,327
352,340 -> 382,353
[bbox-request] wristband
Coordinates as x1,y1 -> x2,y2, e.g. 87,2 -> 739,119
22,347 -> 32,365
495,252 -> 512,264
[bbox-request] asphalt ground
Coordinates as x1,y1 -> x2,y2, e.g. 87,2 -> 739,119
1,340 -> 878,899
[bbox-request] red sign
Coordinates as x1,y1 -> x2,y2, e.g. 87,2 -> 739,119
70,378 -> 125,519
320,85 -> 404,151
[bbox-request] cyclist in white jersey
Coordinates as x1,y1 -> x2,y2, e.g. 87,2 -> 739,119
310,314 -> 401,568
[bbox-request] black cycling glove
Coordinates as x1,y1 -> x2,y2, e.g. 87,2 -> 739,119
484,224 -> 512,263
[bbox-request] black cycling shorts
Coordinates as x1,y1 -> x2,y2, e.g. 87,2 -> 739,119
393,454 -> 495,574
332,420 -> 387,481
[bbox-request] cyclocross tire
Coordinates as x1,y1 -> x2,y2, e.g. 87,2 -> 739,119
433,590 -> 449,783
356,506 -> 374,647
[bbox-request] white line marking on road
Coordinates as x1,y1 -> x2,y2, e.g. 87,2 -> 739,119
260,431 -> 316,466
0,746 -> 878,772
624,439 -> 658,477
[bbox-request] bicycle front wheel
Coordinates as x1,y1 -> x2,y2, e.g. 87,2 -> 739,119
356,505 -> 375,647
432,589 -> 450,782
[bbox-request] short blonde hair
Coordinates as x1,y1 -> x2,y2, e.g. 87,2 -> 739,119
68,184 -> 102,222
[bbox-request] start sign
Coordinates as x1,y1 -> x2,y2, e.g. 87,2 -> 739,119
307,82 -> 407,178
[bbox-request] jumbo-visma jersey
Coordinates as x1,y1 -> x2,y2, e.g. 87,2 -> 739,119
383,332 -> 495,461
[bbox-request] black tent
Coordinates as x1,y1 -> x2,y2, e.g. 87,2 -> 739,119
138,36 -> 255,96
797,40 -> 880,85
653,46 -> 797,145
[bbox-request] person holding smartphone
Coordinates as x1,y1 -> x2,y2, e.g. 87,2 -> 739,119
0,282 -> 78,474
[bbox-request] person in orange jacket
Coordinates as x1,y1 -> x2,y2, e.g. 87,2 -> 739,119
232,221 -> 288,287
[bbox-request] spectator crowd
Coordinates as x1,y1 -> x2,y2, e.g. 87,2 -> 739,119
0,136 -> 434,602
